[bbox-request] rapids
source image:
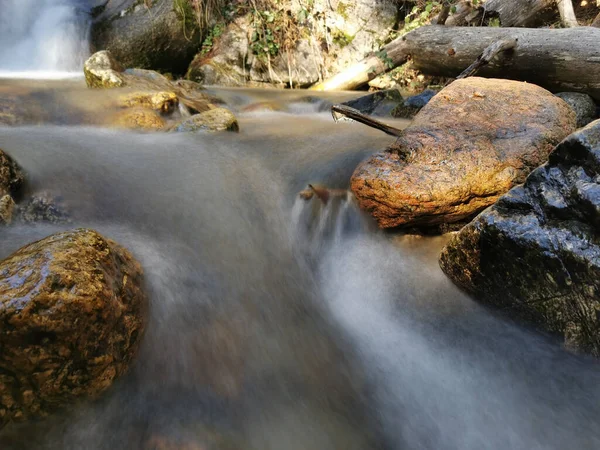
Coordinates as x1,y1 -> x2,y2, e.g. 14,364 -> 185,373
0,80 -> 600,449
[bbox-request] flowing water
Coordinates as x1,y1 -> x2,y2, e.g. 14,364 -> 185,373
1,79 -> 600,450
0,0 -> 90,77
1,0 -> 600,445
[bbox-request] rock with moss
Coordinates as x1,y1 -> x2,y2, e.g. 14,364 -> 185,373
0,229 -> 147,429
187,0 -> 398,87
118,91 -> 179,114
171,108 -> 239,132
84,50 -> 125,89
90,0 -> 203,75
440,120 -> 600,356
109,107 -> 167,130
0,148 -> 24,225
15,191 -> 71,224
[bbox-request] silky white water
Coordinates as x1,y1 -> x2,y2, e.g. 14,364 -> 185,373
0,0 -> 90,76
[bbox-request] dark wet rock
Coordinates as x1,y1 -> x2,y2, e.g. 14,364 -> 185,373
556,92 -> 597,128
392,89 -> 437,119
351,77 -> 577,230
0,149 -> 24,198
341,89 -> 403,117
15,191 -> 71,224
0,229 -> 147,429
171,108 -> 239,133
439,120 -> 600,356
91,0 -> 202,75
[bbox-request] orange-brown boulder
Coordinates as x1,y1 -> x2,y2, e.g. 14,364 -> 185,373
351,78 -> 577,229
0,229 -> 147,429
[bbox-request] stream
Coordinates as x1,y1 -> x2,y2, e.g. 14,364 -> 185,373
0,80 -> 599,449
1,1 -> 600,448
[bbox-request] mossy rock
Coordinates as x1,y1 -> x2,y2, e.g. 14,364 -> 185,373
110,107 -> 167,130
171,108 -> 239,133
0,229 -> 147,428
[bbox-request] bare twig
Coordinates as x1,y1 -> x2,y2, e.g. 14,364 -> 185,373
331,104 -> 403,137
557,0 -> 579,27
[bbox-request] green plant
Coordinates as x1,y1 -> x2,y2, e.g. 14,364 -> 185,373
200,22 -> 225,55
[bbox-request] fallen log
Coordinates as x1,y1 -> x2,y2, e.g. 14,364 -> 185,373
483,0 -> 556,27
311,26 -> 600,101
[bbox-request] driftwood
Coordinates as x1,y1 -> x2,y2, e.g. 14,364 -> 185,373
592,11 -> 600,27
312,26 -> 600,101
557,0 -> 579,27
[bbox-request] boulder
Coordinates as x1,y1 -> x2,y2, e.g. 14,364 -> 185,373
171,108 -> 239,132
0,229 -> 147,428
187,0 -> 398,87
439,120 -> 600,356
555,92 -> 597,128
91,0 -> 203,75
351,78 -> 577,230
118,91 -> 179,114
83,50 -> 125,89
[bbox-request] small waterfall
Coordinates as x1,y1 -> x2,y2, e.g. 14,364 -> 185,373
0,0 -> 91,77
291,186 -> 374,259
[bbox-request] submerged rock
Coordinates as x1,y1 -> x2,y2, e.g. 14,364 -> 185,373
171,108 -> 239,133
439,120 -> 600,356
15,191 -> 71,224
110,107 -> 167,131
0,229 -> 147,428
555,92 -> 597,128
118,91 -> 179,114
351,78 -> 576,230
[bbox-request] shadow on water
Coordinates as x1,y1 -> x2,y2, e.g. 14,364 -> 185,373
0,108 -> 599,449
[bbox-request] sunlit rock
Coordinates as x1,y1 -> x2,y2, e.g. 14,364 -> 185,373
118,91 -> 179,114
109,107 -> 166,130
171,108 -> 239,133
84,50 -> 125,89
0,229 -> 147,429
351,78 -> 577,230
440,120 -> 600,356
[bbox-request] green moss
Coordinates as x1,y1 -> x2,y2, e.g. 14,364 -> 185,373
336,1 -> 350,20
173,0 -> 200,35
331,29 -> 354,48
